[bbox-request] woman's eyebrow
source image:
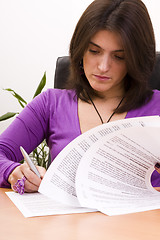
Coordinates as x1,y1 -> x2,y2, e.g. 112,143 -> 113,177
114,49 -> 124,52
89,41 -> 101,48
89,41 -> 124,52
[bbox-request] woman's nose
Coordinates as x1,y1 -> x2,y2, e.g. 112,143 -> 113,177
97,56 -> 111,72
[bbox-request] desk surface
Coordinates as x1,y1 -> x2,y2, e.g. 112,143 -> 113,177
1,188 -> 160,240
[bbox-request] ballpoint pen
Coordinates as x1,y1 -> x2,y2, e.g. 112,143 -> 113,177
20,146 -> 41,178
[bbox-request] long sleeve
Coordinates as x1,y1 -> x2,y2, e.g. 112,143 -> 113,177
0,91 -> 49,187
0,88 -> 84,188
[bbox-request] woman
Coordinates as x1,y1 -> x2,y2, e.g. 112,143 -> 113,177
0,0 -> 160,193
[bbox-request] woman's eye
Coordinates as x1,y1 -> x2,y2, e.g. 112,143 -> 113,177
89,49 -> 99,54
114,55 -> 125,60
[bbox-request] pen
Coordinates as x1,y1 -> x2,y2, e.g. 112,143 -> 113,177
20,146 -> 41,178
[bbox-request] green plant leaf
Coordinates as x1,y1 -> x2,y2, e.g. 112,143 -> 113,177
18,100 -> 26,108
33,72 -> 46,98
0,112 -> 18,121
2,73 -> 49,167
4,88 -> 27,106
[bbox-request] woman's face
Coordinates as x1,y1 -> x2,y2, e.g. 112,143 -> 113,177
83,30 -> 127,98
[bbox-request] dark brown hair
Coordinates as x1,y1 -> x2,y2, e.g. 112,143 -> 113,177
68,0 -> 156,112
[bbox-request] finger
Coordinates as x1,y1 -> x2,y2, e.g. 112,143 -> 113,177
24,178 -> 39,192
8,165 -> 24,187
155,168 -> 160,174
21,163 -> 42,187
37,166 -> 47,179
24,166 -> 46,192
23,166 -> 46,192
8,163 -> 46,193
155,163 -> 160,174
8,163 -> 38,193
154,187 -> 160,192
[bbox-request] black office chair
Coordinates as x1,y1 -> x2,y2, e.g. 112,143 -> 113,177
47,53 -> 160,168
54,56 -> 70,89
54,53 -> 160,90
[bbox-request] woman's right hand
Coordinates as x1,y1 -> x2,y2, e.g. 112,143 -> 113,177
8,162 -> 46,193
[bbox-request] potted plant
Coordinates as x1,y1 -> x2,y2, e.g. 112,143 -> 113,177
0,72 -> 49,169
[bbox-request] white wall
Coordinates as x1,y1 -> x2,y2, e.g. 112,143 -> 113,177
0,0 -> 160,133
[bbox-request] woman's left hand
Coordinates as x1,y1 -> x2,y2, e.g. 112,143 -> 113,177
155,163 -> 160,174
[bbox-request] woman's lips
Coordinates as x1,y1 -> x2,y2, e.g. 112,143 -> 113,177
94,74 -> 111,81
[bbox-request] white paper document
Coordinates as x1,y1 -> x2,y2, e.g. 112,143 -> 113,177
75,127 -> 160,215
6,191 -> 96,218
6,116 -> 160,217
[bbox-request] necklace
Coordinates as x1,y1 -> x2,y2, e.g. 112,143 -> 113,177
87,93 -> 124,124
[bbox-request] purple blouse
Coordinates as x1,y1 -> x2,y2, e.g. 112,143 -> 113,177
1,88 -> 160,188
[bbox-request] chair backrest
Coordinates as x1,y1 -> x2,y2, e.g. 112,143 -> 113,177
149,52 -> 160,89
54,56 -> 70,89
54,53 -> 160,90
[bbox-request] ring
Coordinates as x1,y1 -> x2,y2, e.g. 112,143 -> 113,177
13,176 -> 26,195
